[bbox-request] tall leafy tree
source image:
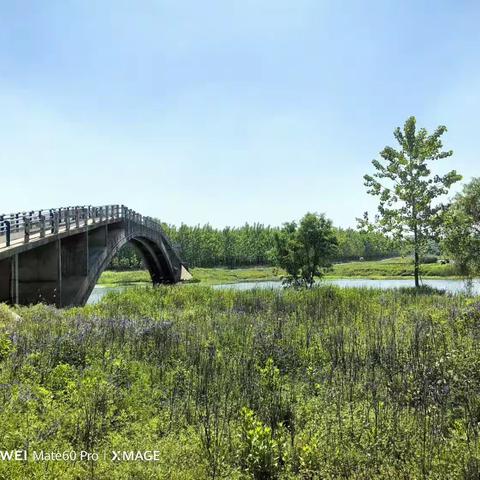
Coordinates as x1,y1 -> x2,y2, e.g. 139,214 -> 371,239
362,116 -> 461,287
442,177 -> 480,277
272,213 -> 338,287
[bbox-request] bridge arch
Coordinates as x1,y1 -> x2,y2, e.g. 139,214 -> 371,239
80,232 -> 178,306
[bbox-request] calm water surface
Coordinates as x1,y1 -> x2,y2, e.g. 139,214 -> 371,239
88,278 -> 480,304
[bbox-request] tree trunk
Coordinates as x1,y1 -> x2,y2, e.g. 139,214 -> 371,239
414,248 -> 420,288
413,218 -> 420,288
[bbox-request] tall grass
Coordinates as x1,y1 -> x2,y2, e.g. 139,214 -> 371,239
0,286 -> 479,478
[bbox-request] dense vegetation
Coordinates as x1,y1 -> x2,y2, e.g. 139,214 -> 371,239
271,213 -> 338,287
443,177 -> 480,277
1,285 -> 479,479
109,223 -> 400,271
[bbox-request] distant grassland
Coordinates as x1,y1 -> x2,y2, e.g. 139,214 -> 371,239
330,257 -> 459,279
98,258 -> 460,286
98,269 -> 151,285
98,266 -> 284,286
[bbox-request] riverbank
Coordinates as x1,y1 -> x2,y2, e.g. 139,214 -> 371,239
98,257 -> 460,286
98,266 -> 284,286
329,256 -> 459,279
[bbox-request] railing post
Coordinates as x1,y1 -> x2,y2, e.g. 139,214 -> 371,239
53,212 -> 59,234
39,215 -> 46,238
50,210 -> 54,234
75,208 -> 80,228
4,219 -> 11,247
65,208 -> 70,231
23,215 -> 30,243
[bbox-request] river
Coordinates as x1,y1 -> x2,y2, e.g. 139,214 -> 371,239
87,277 -> 480,304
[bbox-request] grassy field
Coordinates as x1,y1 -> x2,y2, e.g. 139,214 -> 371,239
0,285 -> 479,478
330,256 -> 458,279
98,258 -> 459,286
98,266 -> 285,286
98,269 -> 151,285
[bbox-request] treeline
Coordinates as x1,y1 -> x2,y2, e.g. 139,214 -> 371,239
109,222 -> 400,270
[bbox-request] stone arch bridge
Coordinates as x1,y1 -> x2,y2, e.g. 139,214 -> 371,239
0,205 -> 190,307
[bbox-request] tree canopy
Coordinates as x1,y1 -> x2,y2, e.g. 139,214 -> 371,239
442,177 -> 480,277
271,213 -> 338,287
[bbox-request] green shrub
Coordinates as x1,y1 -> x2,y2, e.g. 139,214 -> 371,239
237,407 -> 281,479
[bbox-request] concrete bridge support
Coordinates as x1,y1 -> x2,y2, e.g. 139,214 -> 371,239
17,241 -> 61,305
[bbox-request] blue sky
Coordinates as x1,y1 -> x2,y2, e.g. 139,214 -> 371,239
0,0 -> 478,227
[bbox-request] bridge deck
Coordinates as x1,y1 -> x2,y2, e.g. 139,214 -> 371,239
0,205 -> 164,258
0,217 -> 108,256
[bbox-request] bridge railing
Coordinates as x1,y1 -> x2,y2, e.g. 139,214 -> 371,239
0,205 -> 169,250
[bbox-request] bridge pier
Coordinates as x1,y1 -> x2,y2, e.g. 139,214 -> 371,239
0,256 -> 16,304
16,240 -> 61,306
60,232 -> 89,307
